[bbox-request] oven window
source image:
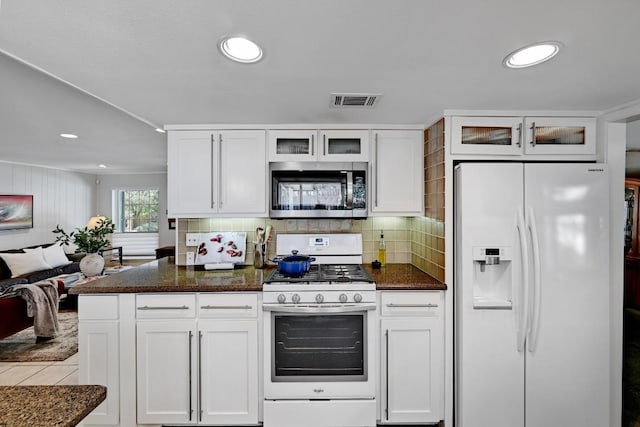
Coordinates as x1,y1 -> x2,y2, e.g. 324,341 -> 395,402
272,313 -> 367,381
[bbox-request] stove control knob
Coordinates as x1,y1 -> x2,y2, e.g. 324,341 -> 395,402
292,294 -> 301,304
315,294 -> 325,304
353,293 -> 363,303
277,294 -> 286,304
339,293 -> 348,303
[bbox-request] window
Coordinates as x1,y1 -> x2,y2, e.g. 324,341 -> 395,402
114,189 -> 159,233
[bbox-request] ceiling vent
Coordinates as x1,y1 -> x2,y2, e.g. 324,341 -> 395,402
330,93 -> 382,108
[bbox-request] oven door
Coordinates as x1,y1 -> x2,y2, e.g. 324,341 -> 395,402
263,304 -> 376,400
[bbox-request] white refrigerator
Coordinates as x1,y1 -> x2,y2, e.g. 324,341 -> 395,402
454,163 -> 610,427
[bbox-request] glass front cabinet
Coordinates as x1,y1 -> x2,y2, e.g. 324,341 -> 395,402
450,116 -> 596,156
268,129 -> 369,162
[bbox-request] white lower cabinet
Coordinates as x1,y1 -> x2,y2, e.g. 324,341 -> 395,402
78,295 -> 121,425
135,293 -> 260,426
379,291 -> 444,424
136,319 -> 197,424
199,319 -> 259,424
136,319 -> 259,424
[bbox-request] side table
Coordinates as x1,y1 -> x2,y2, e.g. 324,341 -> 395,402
98,246 -> 123,265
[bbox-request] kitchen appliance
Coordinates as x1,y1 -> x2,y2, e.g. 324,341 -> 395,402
262,233 -> 377,427
270,162 -> 367,218
455,163 -> 610,427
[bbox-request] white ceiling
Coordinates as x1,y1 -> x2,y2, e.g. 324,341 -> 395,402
1,0 -> 640,174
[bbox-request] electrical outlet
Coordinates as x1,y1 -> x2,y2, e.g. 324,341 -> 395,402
186,233 -> 200,247
186,252 -> 195,265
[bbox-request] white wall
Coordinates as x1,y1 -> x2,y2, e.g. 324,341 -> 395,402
0,161 -> 96,250
95,173 -> 171,248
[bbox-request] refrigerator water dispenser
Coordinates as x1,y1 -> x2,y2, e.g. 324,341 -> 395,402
472,246 -> 513,309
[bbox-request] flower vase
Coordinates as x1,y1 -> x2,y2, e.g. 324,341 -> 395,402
80,252 -> 105,277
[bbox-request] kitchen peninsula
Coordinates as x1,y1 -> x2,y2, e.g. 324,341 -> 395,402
68,258 -> 445,294
69,258 -> 445,426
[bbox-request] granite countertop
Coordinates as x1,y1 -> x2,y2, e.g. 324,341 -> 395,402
364,264 -> 447,290
69,258 -> 268,294
0,385 -> 106,427
69,258 -> 446,294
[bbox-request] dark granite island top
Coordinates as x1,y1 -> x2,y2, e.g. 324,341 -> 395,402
68,258 -> 446,294
0,385 -> 106,427
69,258 -> 268,294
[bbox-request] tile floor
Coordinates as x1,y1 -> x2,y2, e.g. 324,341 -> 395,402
0,352 -> 79,386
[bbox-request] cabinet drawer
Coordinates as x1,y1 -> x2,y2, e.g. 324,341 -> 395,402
198,293 -> 259,318
136,294 -> 197,318
380,291 -> 443,317
78,295 -> 119,320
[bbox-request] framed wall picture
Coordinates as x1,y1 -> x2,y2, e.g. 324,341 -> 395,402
0,195 -> 34,230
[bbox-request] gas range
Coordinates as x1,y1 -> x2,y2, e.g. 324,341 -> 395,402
262,233 -> 376,304
263,264 -> 375,304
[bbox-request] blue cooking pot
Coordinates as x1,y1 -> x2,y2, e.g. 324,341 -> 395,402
272,251 -> 316,277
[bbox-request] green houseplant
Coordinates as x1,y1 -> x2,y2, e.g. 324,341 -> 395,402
53,217 -> 115,253
53,217 -> 115,276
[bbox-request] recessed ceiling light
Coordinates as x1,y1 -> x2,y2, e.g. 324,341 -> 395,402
60,133 -> 78,139
218,36 -> 263,64
98,164 -> 107,169
503,41 -> 562,68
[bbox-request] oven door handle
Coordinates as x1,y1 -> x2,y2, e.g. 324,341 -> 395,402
262,303 -> 377,313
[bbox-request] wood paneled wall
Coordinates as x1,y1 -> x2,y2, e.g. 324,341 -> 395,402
0,161 -> 96,250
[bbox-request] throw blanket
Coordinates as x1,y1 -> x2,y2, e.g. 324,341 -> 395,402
0,278 -> 60,338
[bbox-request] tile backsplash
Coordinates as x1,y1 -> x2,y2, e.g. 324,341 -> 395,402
175,215 -> 444,282
176,217 -> 412,267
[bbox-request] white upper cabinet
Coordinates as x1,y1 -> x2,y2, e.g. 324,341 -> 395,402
267,130 -> 317,162
268,129 -> 369,162
168,130 -> 267,217
318,130 -> 370,161
451,116 -> 596,156
370,130 -> 423,215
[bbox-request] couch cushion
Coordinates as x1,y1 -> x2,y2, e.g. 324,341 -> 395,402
0,248 -> 53,278
25,244 -> 71,268
0,249 -> 24,280
21,268 -> 64,284
60,262 -> 81,274
0,277 -> 29,294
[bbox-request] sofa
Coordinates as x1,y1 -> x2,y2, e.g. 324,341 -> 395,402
0,243 -> 82,340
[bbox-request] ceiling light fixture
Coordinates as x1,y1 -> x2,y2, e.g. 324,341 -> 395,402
503,41 -> 562,69
98,164 -> 107,169
60,133 -> 78,139
218,36 -> 263,64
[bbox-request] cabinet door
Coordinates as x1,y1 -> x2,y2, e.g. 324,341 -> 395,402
371,130 -> 423,215
318,130 -> 370,161
218,130 -> 267,215
167,131 -> 216,216
268,130 -> 317,161
78,320 -> 120,425
198,319 -> 259,425
136,320 -> 197,425
380,318 -> 443,424
523,117 -> 596,155
451,116 -> 523,155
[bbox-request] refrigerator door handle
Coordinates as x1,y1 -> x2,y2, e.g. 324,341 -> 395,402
526,207 -> 542,352
516,208 -> 529,352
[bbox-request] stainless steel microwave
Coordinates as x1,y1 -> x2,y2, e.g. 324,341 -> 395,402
270,162 -> 367,218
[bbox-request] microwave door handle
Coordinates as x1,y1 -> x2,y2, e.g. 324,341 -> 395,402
346,171 -> 354,209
